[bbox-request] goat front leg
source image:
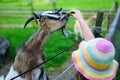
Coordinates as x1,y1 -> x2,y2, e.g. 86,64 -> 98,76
43,70 -> 49,80
39,68 -> 49,80
32,69 -> 41,80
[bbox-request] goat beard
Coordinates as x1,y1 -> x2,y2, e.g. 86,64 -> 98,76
62,25 -> 71,37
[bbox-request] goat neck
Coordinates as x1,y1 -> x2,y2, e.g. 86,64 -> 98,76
25,22 -> 51,52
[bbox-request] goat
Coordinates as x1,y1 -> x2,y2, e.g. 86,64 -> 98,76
3,8 -> 70,80
74,14 -> 96,40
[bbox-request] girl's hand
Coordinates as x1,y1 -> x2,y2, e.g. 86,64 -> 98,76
70,9 -> 83,20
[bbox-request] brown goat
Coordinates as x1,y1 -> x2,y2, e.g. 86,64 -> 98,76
4,9 -> 70,80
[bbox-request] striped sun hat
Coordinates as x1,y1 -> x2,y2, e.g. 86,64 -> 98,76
72,38 -> 119,80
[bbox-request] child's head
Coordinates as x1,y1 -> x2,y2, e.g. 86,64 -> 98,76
72,38 -> 119,80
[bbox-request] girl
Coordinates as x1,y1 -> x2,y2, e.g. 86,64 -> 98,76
70,9 -> 119,80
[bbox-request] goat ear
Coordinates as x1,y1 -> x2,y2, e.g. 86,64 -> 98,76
58,8 -> 62,11
35,19 -> 40,26
56,8 -> 63,13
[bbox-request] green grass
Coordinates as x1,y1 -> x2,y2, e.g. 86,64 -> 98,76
44,32 -> 76,68
56,0 -> 115,9
0,17 -> 26,24
0,0 -> 118,9
0,27 -> 37,59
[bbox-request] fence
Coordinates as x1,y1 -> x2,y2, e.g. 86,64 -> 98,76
0,7 -> 116,28
0,0 -> 118,27
0,7 -> 116,18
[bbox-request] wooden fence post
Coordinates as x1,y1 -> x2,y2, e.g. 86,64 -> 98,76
30,0 -> 34,13
106,15 -> 111,33
52,0 -> 56,11
92,11 -> 104,37
114,0 -> 118,12
26,0 -> 34,13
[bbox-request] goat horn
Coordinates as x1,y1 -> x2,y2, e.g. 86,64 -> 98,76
24,13 -> 41,28
56,8 -> 62,12
23,16 -> 34,28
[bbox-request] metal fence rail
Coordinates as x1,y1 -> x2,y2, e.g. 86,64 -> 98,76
55,64 -> 76,80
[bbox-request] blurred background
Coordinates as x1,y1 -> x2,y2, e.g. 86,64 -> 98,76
0,0 -> 120,80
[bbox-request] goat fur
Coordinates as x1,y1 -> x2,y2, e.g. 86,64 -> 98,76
4,12 -> 69,80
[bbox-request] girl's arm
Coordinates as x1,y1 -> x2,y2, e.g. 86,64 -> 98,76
70,9 -> 95,41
